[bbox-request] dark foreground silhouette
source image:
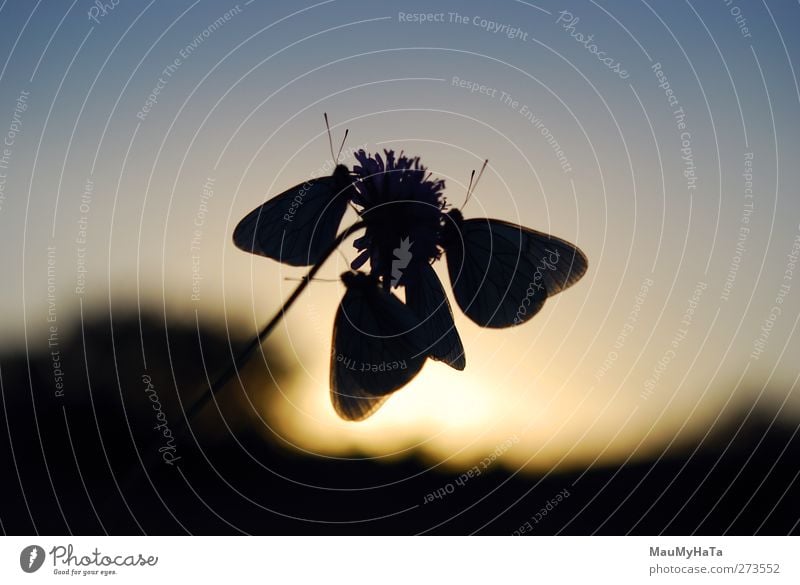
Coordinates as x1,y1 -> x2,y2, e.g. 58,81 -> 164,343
1,314 -> 797,535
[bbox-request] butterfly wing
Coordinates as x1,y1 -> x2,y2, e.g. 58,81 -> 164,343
233,173 -> 351,266
405,261 -> 466,370
522,223 -> 588,296
330,278 -> 427,420
329,368 -> 389,421
445,218 -> 587,328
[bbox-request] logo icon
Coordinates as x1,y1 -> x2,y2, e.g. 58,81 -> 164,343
20,545 -> 45,573
391,237 -> 413,287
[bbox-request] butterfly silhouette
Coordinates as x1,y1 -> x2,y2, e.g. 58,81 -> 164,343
234,123 -> 587,420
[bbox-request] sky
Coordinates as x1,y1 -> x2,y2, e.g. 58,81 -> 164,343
0,0 -> 799,473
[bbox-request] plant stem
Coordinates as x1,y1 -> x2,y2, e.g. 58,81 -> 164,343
180,220 -> 366,427
103,222 -> 365,526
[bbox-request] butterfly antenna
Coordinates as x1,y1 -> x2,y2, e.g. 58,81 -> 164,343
462,169 -> 476,209
324,112 -> 336,164
336,128 -> 349,164
463,159 -> 488,210
284,276 -> 338,283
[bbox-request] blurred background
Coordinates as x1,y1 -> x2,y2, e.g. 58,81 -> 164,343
0,0 -> 798,534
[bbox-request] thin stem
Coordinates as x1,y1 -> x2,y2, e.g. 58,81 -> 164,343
104,221 -> 365,524
182,219 -> 366,426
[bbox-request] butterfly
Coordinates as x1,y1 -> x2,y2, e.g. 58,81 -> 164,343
436,160 -> 588,329
233,164 -> 354,266
330,271 -> 428,420
441,208 -> 588,328
233,115 -> 355,266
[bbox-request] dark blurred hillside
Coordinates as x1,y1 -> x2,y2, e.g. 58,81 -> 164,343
0,314 -> 798,535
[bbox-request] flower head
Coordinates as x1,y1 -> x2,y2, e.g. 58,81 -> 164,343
350,149 -> 446,289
